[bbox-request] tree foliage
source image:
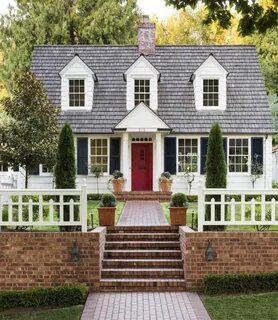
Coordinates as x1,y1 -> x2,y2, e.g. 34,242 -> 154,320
0,72 -> 59,188
166,0 -> 278,36
0,0 -> 139,91
54,123 -> 76,189
205,122 -> 227,188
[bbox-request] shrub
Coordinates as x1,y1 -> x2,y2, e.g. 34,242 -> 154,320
112,170 -> 123,179
87,193 -> 103,201
170,193 -> 188,207
160,172 -> 172,180
0,285 -> 88,311
204,272 -> 278,295
99,193 -> 116,207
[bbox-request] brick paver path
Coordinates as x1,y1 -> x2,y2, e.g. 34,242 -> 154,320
117,201 -> 168,226
81,292 -> 211,320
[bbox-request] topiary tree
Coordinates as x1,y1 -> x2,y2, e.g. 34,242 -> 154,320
54,123 -> 76,189
54,123 -> 76,231
205,122 -> 227,231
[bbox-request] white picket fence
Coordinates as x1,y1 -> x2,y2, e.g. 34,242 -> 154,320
198,188 -> 278,231
0,184 -> 87,232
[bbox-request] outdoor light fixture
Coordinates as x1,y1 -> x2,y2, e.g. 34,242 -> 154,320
70,240 -> 80,262
205,240 -> 215,261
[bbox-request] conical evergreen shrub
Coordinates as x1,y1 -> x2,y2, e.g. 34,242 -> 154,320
205,122 -> 227,231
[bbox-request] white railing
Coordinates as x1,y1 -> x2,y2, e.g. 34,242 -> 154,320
0,183 -> 87,232
198,188 -> 278,231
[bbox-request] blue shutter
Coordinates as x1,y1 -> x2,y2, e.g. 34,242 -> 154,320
200,137 -> 208,175
223,138 -> 227,165
110,138 -> 121,175
77,138 -> 88,175
251,137 -> 263,174
164,137 -> 176,174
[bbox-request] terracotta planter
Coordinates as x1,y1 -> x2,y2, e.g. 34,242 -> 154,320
98,207 -> 116,226
169,207 -> 187,226
160,179 -> 172,192
112,179 -> 125,193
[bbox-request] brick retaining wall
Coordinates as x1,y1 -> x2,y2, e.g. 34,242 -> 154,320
0,227 -> 106,291
180,229 -> 278,291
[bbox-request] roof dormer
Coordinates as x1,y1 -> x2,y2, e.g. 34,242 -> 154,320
59,54 -> 96,111
124,55 -> 160,111
191,54 -> 228,111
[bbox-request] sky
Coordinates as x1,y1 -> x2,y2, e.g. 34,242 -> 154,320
0,0 -> 177,19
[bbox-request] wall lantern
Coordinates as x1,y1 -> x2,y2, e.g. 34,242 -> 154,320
70,240 -> 80,262
205,240 -> 215,261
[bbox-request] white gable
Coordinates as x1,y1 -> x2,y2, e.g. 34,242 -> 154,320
125,55 -> 160,78
115,102 -> 170,132
194,54 -> 228,76
59,55 -> 95,77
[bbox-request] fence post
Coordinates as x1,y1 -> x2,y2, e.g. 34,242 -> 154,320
81,179 -> 87,232
198,185 -> 204,232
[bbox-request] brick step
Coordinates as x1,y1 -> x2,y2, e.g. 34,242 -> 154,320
106,233 -> 180,242
99,279 -> 186,292
101,268 -> 184,279
115,192 -> 171,202
102,259 -> 184,269
105,241 -> 180,250
104,250 -> 182,259
107,226 -> 179,233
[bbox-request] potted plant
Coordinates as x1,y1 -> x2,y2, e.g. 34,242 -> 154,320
98,193 -> 116,226
169,193 -> 188,226
159,172 -> 172,192
111,170 -> 125,193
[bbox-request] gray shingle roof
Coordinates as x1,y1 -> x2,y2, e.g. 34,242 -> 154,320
31,45 -> 274,134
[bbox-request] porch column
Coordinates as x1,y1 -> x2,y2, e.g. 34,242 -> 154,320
155,132 -> 162,191
122,132 -> 130,191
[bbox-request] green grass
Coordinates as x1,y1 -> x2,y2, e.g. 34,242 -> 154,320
203,292 -> 278,320
0,305 -> 83,320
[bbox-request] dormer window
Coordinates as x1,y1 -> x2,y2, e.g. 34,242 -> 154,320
135,79 -> 150,107
203,79 -> 219,107
191,54 -> 228,111
69,79 -> 85,107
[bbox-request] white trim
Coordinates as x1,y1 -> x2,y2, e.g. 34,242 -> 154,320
124,55 -> 160,77
176,137 -> 199,175
88,136 -> 110,176
59,55 -> 95,76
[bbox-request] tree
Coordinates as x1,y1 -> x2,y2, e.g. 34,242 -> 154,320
54,123 -> 76,189
205,122 -> 227,231
166,0 -> 278,36
0,0 -> 139,91
0,72 -> 59,188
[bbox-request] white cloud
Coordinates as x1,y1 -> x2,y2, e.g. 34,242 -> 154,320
0,0 -> 16,15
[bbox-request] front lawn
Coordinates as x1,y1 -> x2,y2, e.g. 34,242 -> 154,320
0,305 -> 83,320
203,292 -> 278,320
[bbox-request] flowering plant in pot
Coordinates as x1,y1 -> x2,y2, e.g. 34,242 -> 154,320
159,171 -> 172,192
169,193 -> 188,226
111,170 -> 125,193
98,193 -> 116,226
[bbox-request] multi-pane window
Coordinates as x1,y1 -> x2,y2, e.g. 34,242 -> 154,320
69,79 -> 85,107
229,138 -> 249,173
0,162 -> 8,172
134,79 -> 150,107
90,139 -> 108,173
203,79 -> 219,107
178,139 -> 198,173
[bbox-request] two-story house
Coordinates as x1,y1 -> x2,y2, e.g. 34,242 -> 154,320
1,16 -> 274,193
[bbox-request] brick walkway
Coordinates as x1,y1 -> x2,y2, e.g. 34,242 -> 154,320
81,292 -> 211,320
117,201 -> 168,226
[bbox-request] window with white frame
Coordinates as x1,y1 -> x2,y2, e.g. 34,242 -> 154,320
69,79 -> 85,107
178,139 -> 198,172
229,138 -> 249,173
203,79 -> 219,107
134,79 -> 150,107
90,139 -> 108,173
0,162 -> 8,172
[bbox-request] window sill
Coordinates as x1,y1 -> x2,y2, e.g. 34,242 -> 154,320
62,107 -> 92,111
197,107 -> 226,111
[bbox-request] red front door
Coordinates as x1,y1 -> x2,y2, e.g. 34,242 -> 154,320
132,143 -> 153,191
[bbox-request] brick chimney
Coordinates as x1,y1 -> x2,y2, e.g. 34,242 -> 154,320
138,15 -> 156,55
